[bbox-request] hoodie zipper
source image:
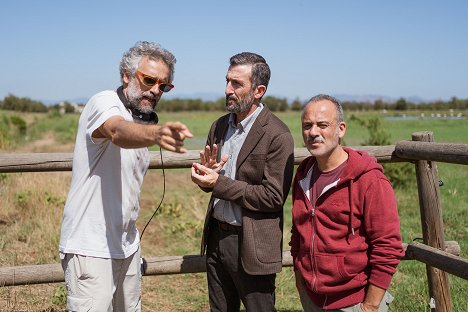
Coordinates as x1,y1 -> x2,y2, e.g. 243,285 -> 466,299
298,159 -> 351,309
311,202 -> 317,292
300,177 -> 340,299
301,187 -> 318,292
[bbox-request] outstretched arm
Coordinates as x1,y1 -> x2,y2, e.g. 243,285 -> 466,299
93,116 -> 193,152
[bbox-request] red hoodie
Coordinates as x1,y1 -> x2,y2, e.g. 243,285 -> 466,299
290,147 -> 404,309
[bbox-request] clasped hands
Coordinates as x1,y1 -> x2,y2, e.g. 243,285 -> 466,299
191,144 -> 228,189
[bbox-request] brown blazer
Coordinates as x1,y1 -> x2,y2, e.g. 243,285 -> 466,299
200,105 -> 295,275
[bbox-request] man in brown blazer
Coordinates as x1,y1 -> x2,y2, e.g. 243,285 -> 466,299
191,52 -> 295,312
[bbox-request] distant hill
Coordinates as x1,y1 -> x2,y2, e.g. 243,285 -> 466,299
37,93 -> 438,105
165,92 -> 222,101
39,93 -> 223,105
332,94 -> 428,104
40,97 -> 90,105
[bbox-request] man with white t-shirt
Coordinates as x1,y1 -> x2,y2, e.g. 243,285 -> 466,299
59,41 -> 192,311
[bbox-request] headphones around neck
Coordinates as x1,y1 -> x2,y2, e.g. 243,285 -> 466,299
116,86 -> 159,125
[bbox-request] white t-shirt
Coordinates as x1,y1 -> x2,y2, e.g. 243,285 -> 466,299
59,90 -> 149,259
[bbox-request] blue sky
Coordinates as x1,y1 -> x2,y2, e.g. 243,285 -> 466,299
1,1 -> 467,103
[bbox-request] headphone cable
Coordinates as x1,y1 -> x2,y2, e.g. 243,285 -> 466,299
140,146 -> 165,240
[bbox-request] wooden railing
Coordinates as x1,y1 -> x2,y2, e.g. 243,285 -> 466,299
1,131 -> 467,311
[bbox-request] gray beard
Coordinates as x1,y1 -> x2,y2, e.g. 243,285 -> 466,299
127,79 -> 155,114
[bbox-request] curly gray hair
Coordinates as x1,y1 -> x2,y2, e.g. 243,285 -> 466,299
119,41 -> 176,83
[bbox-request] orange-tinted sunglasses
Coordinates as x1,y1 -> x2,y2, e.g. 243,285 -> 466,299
135,70 -> 174,92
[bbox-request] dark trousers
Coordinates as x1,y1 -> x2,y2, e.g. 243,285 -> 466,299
206,219 -> 276,312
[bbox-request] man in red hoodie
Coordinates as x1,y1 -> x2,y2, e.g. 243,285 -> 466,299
290,94 -> 404,311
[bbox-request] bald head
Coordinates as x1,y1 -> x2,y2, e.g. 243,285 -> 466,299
301,94 -> 347,168
303,94 -> 344,124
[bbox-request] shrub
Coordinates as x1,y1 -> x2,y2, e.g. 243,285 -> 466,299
0,94 -> 48,112
52,284 -> 67,305
10,115 -> 27,134
0,114 -> 11,149
350,115 -> 415,189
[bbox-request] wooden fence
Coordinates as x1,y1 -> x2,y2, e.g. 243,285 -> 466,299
1,131 -> 467,311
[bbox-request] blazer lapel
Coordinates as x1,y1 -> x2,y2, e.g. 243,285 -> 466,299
214,115 -> 230,161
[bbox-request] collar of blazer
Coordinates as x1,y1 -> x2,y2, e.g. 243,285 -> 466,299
216,105 -> 271,170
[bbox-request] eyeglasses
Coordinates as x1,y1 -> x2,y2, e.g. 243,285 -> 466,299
135,70 -> 174,92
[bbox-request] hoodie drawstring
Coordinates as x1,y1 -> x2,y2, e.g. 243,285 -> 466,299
348,179 -> 355,241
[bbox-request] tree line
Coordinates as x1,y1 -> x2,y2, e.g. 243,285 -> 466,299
1,93 -> 467,113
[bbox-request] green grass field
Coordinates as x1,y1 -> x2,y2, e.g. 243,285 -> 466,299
158,110 -> 468,149
0,110 -> 467,311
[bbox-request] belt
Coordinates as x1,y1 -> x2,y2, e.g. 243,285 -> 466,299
211,218 -> 242,232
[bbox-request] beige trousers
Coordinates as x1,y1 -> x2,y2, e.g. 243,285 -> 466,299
61,248 -> 141,312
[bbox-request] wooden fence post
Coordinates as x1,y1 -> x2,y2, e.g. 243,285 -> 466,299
412,132 -> 451,312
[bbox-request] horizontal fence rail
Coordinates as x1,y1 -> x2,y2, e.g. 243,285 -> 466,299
1,142 -> 467,173
0,242 -> 460,287
395,141 -> 468,165
0,146 -> 399,173
2,141 -> 467,173
405,242 -> 468,280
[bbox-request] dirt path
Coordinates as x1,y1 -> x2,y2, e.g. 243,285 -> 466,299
16,132 -> 74,153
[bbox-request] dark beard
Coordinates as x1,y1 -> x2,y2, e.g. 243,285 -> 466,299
226,95 -> 254,113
